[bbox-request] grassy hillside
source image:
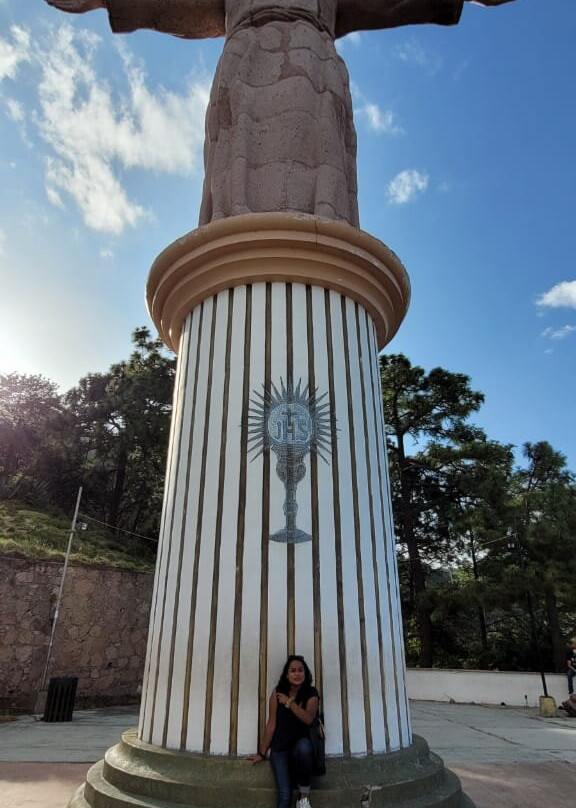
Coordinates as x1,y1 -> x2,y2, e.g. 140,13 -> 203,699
0,500 -> 156,572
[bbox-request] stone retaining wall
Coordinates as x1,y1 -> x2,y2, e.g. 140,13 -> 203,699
0,556 -> 152,711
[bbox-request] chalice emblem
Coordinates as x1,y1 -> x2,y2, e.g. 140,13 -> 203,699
247,378 -> 332,543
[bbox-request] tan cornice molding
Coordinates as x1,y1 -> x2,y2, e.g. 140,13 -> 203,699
147,213 -> 411,352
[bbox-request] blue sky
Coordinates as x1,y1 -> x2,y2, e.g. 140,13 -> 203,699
1,0 -> 575,469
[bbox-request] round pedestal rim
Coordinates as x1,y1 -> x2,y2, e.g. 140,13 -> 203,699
146,212 -> 410,353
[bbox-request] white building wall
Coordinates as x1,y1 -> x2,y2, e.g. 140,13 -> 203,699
407,668 -> 569,708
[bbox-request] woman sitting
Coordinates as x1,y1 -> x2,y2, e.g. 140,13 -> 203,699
249,655 -> 319,808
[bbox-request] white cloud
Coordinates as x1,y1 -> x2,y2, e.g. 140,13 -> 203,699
0,26 -> 31,82
100,248 -> 114,260
387,170 -> 429,205
44,152 -> 148,234
35,26 -> 210,233
394,38 -> 441,74
351,82 -> 403,135
345,32 -> 361,47
46,185 -> 65,209
536,280 -> 576,309
363,104 -> 401,134
541,325 -> 576,340
4,23 -> 210,235
6,97 -> 24,122
335,31 -> 361,53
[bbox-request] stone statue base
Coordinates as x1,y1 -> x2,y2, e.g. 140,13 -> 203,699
68,729 -> 475,808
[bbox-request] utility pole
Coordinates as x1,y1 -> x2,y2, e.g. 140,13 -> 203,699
36,486 -> 83,708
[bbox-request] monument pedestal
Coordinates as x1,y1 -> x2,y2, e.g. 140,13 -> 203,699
68,213 -> 474,807
70,730 -> 473,808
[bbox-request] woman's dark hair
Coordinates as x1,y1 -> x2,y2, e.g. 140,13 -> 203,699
276,655 -> 314,702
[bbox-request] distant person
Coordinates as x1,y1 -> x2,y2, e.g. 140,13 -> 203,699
562,694 -> 576,717
248,655 -> 319,808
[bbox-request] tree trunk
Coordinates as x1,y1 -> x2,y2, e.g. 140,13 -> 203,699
544,586 -> 565,672
470,540 -> 488,651
108,439 -> 128,529
395,432 -> 434,667
412,558 -> 434,667
402,492 -> 434,667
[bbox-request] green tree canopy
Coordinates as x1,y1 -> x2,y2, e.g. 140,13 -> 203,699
0,373 -> 64,501
66,327 -> 175,537
381,353 -> 487,666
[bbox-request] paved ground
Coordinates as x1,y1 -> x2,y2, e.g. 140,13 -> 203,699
1,701 -> 576,807
412,702 -> 576,808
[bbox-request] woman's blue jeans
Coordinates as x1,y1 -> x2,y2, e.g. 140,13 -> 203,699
568,669 -> 575,695
270,738 -> 314,808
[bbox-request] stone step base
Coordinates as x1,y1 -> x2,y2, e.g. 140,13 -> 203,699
68,730 -> 475,808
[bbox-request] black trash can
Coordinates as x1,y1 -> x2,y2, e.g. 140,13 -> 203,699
43,676 -> 78,722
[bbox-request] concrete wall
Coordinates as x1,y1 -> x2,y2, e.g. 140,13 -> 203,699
0,556 -> 152,711
406,668 -> 569,708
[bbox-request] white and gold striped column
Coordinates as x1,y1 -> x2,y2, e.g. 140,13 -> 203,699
141,213 -> 411,758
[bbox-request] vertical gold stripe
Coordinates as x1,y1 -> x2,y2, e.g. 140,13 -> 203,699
141,317 -> 192,742
229,286 -> 252,755
180,296 -> 219,749
258,283 -> 272,742
286,283 -> 295,655
355,304 -> 390,750
147,316 -> 195,742
324,289 -> 350,755
203,290 -> 235,752
159,315 -> 201,746
306,285 -> 322,696
341,296 -> 372,753
376,321 -> 409,744
367,323 -> 405,745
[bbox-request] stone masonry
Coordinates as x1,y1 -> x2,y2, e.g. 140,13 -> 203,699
0,556 -> 152,712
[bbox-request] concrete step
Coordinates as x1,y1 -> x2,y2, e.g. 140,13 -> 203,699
101,731 -> 457,808
84,761 -> 189,808
71,753 -> 472,808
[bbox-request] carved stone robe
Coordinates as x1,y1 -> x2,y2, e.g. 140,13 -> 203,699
102,1 -> 464,226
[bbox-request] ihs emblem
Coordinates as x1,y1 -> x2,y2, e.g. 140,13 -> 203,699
247,378 -> 333,543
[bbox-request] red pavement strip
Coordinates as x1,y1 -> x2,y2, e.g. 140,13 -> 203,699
453,763 -> 576,808
0,762 -> 90,808
2,760 -> 576,808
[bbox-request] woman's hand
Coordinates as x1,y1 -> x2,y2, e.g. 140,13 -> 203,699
44,1 -> 105,13
276,692 -> 292,708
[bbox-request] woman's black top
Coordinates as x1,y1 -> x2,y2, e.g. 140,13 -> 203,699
270,685 -> 319,752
